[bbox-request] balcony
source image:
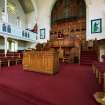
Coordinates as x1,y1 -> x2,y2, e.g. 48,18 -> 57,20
0,22 -> 36,42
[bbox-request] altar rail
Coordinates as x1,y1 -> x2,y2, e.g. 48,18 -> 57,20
23,50 -> 59,75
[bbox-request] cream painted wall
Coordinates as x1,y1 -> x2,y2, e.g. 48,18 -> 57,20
35,0 -> 56,43
86,0 -> 105,40
25,0 -> 38,49
26,0 -> 37,29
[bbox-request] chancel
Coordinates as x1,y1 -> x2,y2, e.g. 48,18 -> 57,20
0,0 -> 105,105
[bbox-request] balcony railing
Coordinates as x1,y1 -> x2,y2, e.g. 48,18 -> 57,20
0,22 -> 37,42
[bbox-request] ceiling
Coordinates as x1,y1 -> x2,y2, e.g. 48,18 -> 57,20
18,0 -> 34,13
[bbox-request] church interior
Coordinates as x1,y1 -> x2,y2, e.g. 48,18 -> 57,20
0,0 -> 105,105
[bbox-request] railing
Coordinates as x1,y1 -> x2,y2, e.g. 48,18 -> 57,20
51,39 -> 74,47
0,22 -> 37,42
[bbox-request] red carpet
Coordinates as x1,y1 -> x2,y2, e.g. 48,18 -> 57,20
80,51 -> 98,65
0,64 -> 101,105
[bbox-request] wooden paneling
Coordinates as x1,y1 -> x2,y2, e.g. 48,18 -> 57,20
50,18 -> 86,42
49,18 -> 85,64
23,50 -> 59,75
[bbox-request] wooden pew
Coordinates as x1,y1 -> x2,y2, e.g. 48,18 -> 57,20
97,65 -> 105,85
103,73 -> 105,92
23,50 -> 59,75
0,52 -> 23,67
92,61 -> 105,85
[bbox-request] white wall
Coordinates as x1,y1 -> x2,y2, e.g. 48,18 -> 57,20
25,0 -> 38,48
35,0 -> 56,43
26,11 -> 36,29
86,0 -> 105,40
26,0 -> 37,29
